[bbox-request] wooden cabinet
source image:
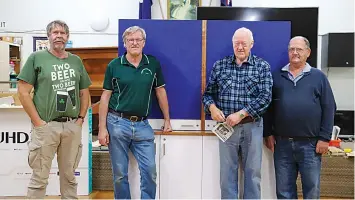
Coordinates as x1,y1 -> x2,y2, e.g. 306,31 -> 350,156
66,47 -> 118,97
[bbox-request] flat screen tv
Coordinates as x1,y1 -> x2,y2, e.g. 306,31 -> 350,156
197,7 -> 319,67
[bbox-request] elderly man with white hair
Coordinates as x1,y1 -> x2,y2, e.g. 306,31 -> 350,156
202,27 -> 273,199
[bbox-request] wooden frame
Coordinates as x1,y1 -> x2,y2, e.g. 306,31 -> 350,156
167,0 -> 202,20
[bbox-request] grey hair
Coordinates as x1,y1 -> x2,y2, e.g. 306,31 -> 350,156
289,36 -> 311,49
122,26 -> 146,43
232,27 -> 254,42
46,20 -> 69,37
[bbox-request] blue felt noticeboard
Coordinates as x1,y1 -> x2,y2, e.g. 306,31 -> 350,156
118,20 -> 291,121
119,20 -> 202,120
206,20 -> 291,80
205,20 -> 291,119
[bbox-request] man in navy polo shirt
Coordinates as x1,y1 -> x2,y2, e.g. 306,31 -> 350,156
264,36 -> 336,199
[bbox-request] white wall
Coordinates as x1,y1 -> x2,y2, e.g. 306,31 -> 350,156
323,68 -> 354,110
0,0 -> 353,109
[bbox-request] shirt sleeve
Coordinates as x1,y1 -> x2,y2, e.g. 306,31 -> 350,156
154,61 -> 165,88
103,62 -> 113,90
17,53 -> 37,85
202,62 -> 219,115
243,61 -> 273,118
79,58 -> 92,90
319,73 -> 337,142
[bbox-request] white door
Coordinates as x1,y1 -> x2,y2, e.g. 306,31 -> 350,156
159,135 -> 202,199
128,135 -> 161,199
261,145 -> 277,199
201,135 -> 221,199
0,41 -> 10,91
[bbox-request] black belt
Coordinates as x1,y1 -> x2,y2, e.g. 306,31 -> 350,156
276,136 -> 317,141
52,116 -> 77,122
109,109 -> 147,122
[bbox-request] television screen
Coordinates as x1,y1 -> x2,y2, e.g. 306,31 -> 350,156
334,110 -> 354,138
197,7 -> 319,67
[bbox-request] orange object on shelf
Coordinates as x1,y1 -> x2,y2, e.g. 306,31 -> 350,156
329,139 -> 341,147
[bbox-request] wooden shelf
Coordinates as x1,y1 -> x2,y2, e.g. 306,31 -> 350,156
66,46 -> 118,97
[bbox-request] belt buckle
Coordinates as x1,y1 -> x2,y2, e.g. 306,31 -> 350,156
130,116 -> 138,122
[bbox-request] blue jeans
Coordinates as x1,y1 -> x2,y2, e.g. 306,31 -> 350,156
107,112 -> 157,199
219,119 -> 263,199
274,137 -> 322,199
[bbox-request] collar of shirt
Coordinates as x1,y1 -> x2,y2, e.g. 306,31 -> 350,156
281,62 -> 311,73
230,53 -> 255,67
121,52 -> 150,66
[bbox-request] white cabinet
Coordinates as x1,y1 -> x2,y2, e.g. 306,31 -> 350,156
128,135 -> 161,199
159,135 -> 203,199
127,135 -> 276,199
201,136 -> 277,199
260,146 -> 277,199
201,136 -> 221,199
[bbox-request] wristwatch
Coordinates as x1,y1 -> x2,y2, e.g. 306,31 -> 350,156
239,113 -> 245,118
78,115 -> 85,122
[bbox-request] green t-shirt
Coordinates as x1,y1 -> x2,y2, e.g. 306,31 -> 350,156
17,50 -> 92,122
103,53 -> 165,117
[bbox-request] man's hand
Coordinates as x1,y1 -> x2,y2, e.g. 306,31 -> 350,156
264,136 -> 275,152
226,112 -> 243,127
162,120 -> 173,133
98,129 -> 110,146
33,120 -> 46,128
316,140 -> 329,154
209,105 -> 225,122
75,118 -> 84,127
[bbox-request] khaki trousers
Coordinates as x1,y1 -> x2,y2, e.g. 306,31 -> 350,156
27,120 -> 83,199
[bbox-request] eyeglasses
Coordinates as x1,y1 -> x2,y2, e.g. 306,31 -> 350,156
233,42 -> 248,48
288,47 -> 306,53
126,38 -> 145,44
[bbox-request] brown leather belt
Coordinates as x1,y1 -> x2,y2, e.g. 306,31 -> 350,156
239,116 -> 257,124
109,109 -> 147,122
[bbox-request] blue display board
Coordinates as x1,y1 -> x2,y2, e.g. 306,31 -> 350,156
119,20 -> 202,120
206,20 -> 291,79
205,20 -> 291,119
118,20 -> 291,121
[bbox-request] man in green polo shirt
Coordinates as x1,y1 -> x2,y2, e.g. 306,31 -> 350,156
98,25 -> 172,199
17,20 -> 91,199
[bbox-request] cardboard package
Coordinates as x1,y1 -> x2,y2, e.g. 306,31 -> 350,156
0,92 -> 21,106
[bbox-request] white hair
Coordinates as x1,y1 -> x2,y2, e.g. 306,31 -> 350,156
232,27 -> 254,43
289,36 -> 311,49
122,26 -> 146,44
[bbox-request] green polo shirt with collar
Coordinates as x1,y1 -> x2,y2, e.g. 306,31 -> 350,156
103,53 -> 165,117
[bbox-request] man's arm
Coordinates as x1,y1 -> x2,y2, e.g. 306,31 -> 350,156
155,86 -> 170,121
99,90 -> 112,131
77,88 -> 90,121
242,62 -> 273,118
18,80 -> 45,126
202,63 -> 219,114
319,74 -> 337,142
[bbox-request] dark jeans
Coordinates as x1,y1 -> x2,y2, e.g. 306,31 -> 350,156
274,137 -> 322,199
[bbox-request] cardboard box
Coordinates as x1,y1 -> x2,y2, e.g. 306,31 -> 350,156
0,92 -> 21,106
